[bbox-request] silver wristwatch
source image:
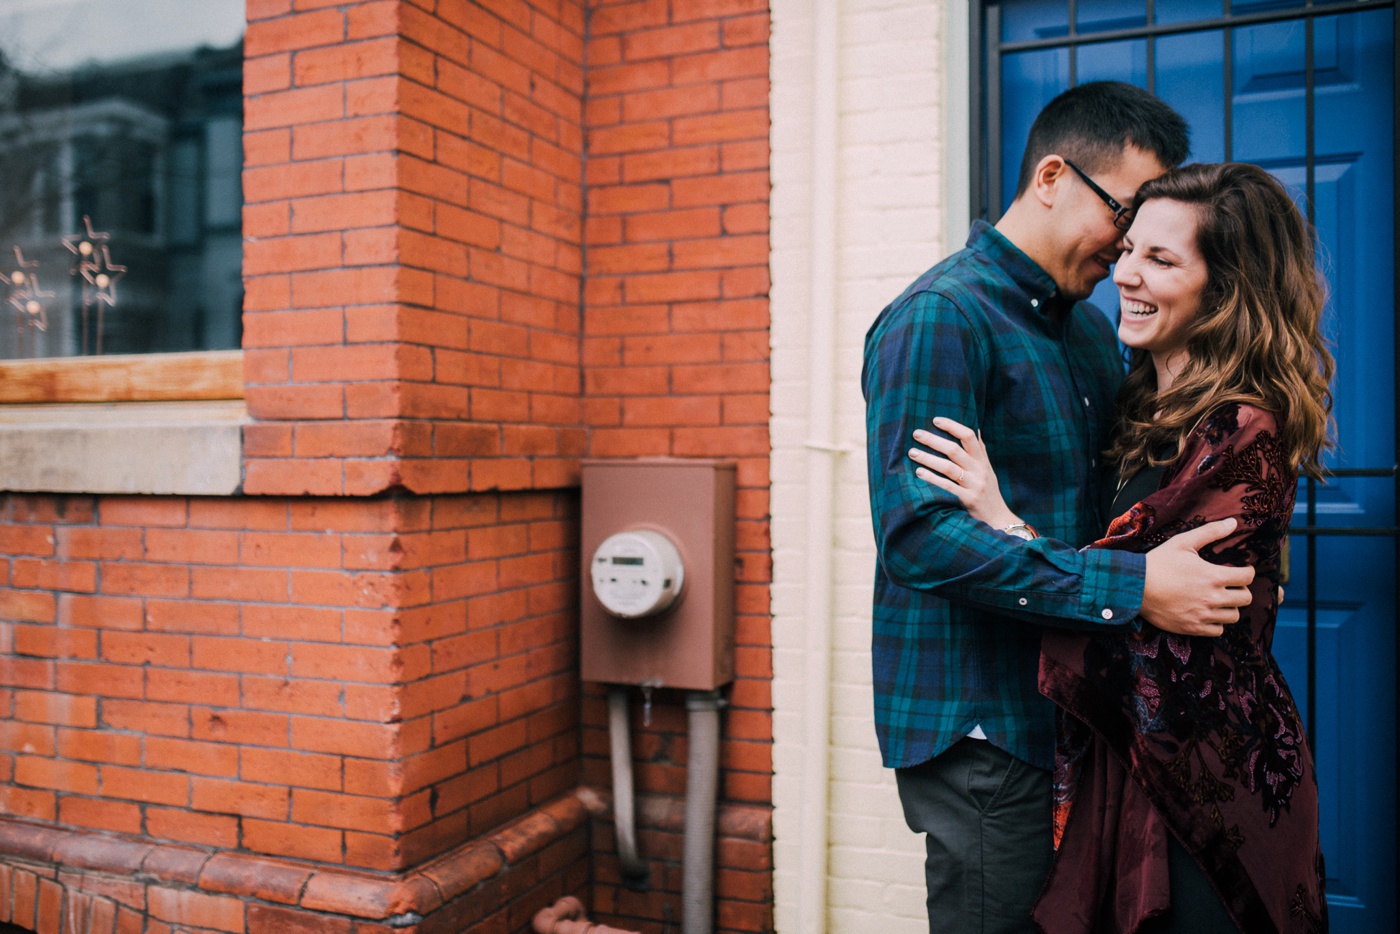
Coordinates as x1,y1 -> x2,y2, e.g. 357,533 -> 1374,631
1002,523 -> 1039,541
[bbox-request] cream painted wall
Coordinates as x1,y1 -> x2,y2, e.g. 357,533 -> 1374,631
769,1 -> 970,930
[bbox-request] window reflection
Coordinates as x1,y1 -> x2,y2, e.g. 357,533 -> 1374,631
0,0 -> 244,359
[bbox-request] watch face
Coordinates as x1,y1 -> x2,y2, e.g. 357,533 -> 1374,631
1005,526 -> 1035,541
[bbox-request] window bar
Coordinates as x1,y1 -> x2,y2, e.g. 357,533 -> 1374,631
1223,21 -> 1234,161
1304,6 -> 1318,756
1392,1 -> 1400,895
1145,0 -> 1157,94
987,3 -> 1003,220
971,3 -> 988,223
1305,478 -> 1318,752
1305,16 -> 1317,231
1287,527 -> 1400,536
1068,0 -> 1078,85
997,0 -> 1396,53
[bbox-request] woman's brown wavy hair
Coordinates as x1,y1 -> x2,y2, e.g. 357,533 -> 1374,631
1104,162 -> 1335,481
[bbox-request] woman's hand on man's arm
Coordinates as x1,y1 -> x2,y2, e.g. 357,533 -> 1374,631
908,416 -> 1021,531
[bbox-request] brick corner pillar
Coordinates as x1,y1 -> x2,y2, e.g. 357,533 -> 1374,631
2,2 -> 590,933
241,0 -> 586,500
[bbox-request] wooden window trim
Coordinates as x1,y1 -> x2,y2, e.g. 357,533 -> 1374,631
0,349 -> 244,404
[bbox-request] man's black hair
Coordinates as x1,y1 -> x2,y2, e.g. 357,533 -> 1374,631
1014,81 -> 1190,197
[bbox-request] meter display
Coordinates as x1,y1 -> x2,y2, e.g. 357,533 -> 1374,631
590,530 -> 685,619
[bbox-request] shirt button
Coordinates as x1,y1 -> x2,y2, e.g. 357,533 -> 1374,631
1030,298 -> 1040,308
1019,597 -> 1028,606
1083,396 -> 1091,407
1101,608 -> 1114,620
1091,457 -> 1097,467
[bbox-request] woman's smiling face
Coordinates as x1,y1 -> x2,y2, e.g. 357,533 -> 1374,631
1112,198 -> 1210,388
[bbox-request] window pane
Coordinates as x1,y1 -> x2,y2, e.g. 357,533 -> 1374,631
1154,0 -> 1222,25
0,0 -> 244,359
1076,38 -> 1148,87
204,117 -> 243,230
999,48 -> 1071,213
1000,0 -> 1069,43
1077,0 -> 1146,34
1155,30 -> 1227,162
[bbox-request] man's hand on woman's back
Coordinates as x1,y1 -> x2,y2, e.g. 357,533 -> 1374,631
1141,518 -> 1256,637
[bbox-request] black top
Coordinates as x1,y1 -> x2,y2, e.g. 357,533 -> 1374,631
1103,460 -> 1169,522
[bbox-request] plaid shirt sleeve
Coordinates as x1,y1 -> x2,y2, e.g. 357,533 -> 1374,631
862,226 -> 1148,770
863,278 -> 1144,628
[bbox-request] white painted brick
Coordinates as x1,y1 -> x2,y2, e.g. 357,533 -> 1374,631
827,877 -> 889,907
829,911 -> 927,934
827,815 -> 886,849
827,782 -> 901,820
772,0 -> 963,928
828,847 -> 927,883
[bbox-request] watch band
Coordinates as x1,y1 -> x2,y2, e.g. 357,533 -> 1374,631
1002,522 -> 1039,541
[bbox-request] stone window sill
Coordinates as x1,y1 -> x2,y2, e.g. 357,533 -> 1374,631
0,399 -> 246,495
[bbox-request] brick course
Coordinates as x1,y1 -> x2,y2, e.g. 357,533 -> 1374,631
1,1 -> 773,932
0,489 -> 578,876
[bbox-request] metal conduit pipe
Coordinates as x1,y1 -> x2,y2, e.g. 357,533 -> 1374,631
531,895 -> 641,934
798,1 -> 842,929
607,685 -> 649,884
683,690 -> 723,934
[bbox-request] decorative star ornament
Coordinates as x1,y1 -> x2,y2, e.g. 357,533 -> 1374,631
62,215 -> 111,274
81,244 -> 126,308
0,245 -> 39,286
2,247 -> 54,332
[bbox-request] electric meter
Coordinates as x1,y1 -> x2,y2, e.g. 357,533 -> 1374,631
590,530 -> 685,619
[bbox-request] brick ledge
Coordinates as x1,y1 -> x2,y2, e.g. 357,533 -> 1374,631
0,788 -> 601,923
0,788 -> 772,923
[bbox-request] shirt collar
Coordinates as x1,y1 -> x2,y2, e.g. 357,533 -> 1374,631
966,220 -> 1073,318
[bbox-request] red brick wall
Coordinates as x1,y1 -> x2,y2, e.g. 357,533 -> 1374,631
580,2 -> 773,931
241,0 -> 587,497
1,1 -> 773,932
0,490 -> 577,875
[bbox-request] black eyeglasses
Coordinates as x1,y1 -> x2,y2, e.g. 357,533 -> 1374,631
1063,159 -> 1134,231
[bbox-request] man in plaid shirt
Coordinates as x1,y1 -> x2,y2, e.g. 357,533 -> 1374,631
863,83 -> 1257,932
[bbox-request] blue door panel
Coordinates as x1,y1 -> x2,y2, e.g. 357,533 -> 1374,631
1232,23 -> 1309,162
1155,32 -> 1227,162
1273,607 -> 1348,889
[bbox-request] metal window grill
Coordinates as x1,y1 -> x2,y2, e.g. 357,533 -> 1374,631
973,0 -> 1398,922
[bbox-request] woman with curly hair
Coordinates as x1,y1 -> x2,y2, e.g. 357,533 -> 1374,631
909,162 -> 1333,933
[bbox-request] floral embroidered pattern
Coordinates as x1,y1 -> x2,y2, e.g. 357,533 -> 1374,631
1039,404 -> 1328,933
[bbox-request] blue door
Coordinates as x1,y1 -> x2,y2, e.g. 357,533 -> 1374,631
981,3 -> 1397,930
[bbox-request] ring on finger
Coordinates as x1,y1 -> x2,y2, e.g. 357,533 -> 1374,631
957,470 -> 966,485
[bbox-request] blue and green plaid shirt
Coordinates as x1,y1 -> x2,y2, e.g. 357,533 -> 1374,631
862,221 -> 1146,771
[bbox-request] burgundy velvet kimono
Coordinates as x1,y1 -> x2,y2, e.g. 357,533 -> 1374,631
1032,403 -> 1328,934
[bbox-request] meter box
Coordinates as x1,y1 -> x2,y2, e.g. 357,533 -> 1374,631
580,459 -> 736,691
591,530 -> 685,619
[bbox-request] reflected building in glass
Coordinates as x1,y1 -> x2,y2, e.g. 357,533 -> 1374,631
0,9 -> 243,359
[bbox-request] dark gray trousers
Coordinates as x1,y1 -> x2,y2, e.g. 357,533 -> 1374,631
896,739 -> 1054,934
